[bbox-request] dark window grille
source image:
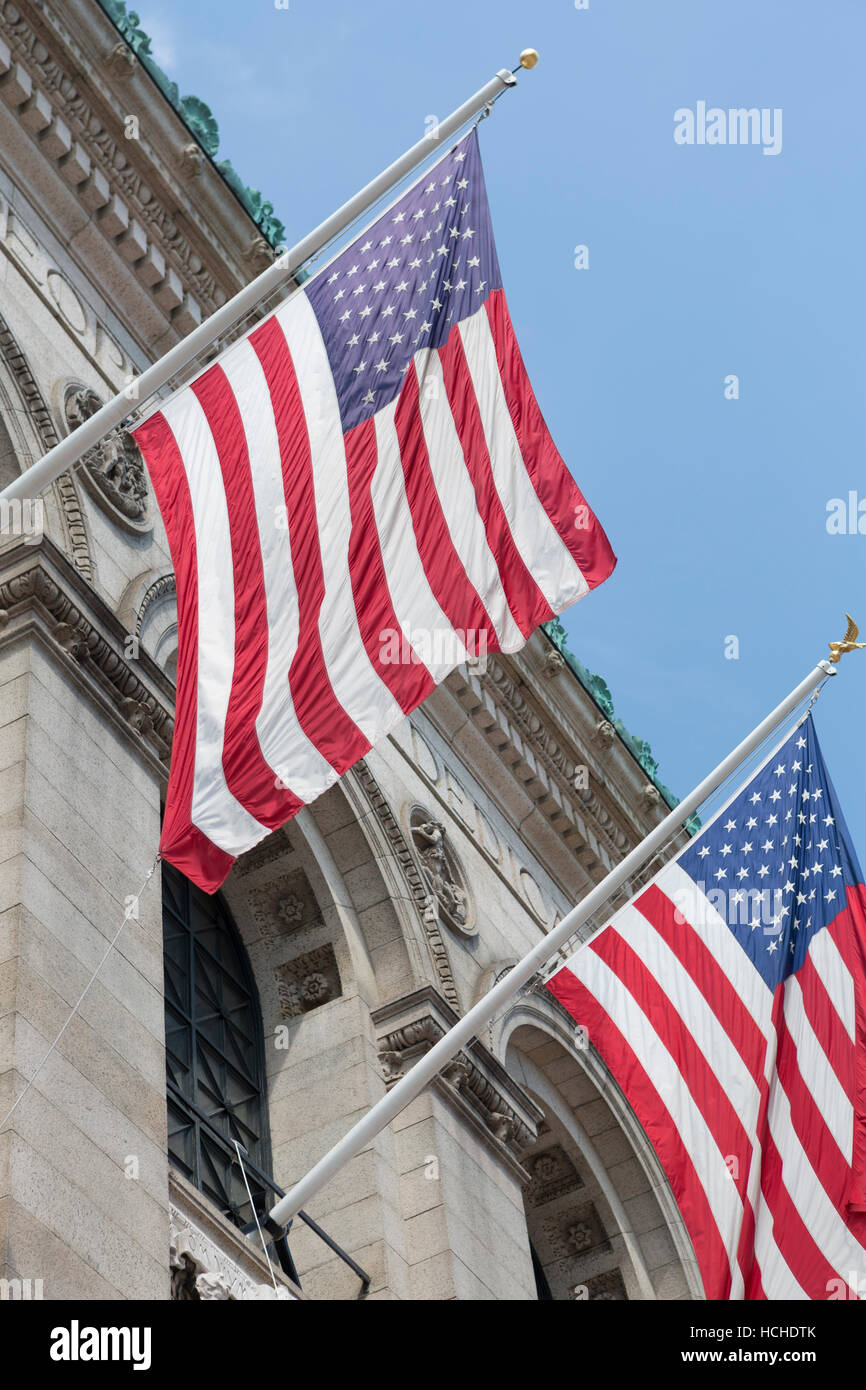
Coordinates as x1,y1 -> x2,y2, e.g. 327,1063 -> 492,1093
162,861 -> 271,1230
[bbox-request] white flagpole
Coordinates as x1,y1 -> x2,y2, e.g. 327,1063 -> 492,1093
0,55 -> 539,504
269,657 -> 837,1227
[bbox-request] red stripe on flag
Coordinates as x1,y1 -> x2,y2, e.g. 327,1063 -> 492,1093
633,887 -> 773,1293
591,927 -> 755,1204
635,885 -> 767,1082
796,953 -> 855,1104
827,887 -> 866,1211
190,366 -> 304,826
249,316 -> 370,775
774,991 -> 866,1250
393,362 -> 499,648
546,965 -> 733,1299
438,326 -> 552,638
753,992 -> 859,1298
132,410 -> 234,892
484,289 -> 617,591
343,417 -> 435,713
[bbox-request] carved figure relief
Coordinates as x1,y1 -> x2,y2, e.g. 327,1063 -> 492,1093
409,807 -> 474,937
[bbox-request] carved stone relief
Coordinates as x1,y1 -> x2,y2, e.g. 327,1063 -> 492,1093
409,805 -> 474,937
0,314 -> 93,579
273,943 -> 341,1019
524,1144 -> 585,1209
247,867 -> 322,946
542,1200 -> 611,1261
64,384 -> 150,533
169,1203 -> 293,1301
351,761 -> 460,1013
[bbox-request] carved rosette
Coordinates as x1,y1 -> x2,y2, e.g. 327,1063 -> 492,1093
63,385 -> 151,534
409,806 -> 475,937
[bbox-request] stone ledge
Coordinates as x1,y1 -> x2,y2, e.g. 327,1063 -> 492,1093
169,1169 -> 303,1301
0,536 -> 174,778
372,986 -> 544,1183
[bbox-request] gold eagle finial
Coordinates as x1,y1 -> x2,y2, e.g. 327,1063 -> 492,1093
828,613 -> 866,664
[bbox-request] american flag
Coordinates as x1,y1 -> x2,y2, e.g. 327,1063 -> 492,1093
547,714 -> 866,1299
134,131 -> 615,891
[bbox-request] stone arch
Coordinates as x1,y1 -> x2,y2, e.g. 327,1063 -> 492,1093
493,996 -> 702,1300
119,568 -> 178,674
0,313 -> 94,579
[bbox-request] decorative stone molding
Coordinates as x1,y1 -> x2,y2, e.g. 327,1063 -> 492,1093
247,867 -> 321,944
475,659 -> 631,859
178,142 -> 204,179
408,806 -> 474,937
541,648 -> 565,677
242,235 -> 275,272
371,987 -> 545,1174
592,718 -> 617,748
103,40 -> 135,79
135,572 -> 176,635
0,537 -> 174,771
524,1144 -> 585,1208
169,1186 -> 297,1302
350,760 -> 460,1013
543,1200 -> 611,1261
64,383 -> 150,532
1,5 -> 218,313
273,942 -> 341,1019
640,782 -> 662,810
0,312 -> 93,580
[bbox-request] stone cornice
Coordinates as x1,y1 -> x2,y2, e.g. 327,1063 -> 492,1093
438,637 -> 690,895
371,986 -> 544,1179
0,0 -> 279,343
0,534 -> 174,777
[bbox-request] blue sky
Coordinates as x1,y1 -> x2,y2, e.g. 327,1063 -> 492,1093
129,0 -> 866,856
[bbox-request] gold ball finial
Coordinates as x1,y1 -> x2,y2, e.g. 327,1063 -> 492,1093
519,49 -> 539,70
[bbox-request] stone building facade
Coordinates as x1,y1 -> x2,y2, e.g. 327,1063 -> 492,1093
0,0 -> 700,1301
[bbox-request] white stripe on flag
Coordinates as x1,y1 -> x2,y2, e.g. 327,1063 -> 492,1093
808,930 -> 856,1044
457,306 -> 588,609
218,341 -> 340,804
765,1070 -> 864,1291
275,293 -> 404,744
415,349 -> 524,652
371,397 -> 470,681
656,864 -> 774,1038
782,972 -> 853,1163
613,905 -> 763,1126
160,391 -> 270,855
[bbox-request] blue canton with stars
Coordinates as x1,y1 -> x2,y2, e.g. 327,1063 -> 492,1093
305,129 -> 502,434
678,715 -> 864,990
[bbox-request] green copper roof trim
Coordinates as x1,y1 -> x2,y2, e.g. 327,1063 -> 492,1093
98,0 -> 286,248
541,619 -> 700,835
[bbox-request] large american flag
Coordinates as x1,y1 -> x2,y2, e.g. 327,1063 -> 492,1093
548,715 -> 866,1299
134,131 -> 615,891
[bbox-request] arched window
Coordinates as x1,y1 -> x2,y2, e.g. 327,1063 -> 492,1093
162,861 -> 271,1228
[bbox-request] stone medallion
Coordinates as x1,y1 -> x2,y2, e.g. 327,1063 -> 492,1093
64,384 -> 151,534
